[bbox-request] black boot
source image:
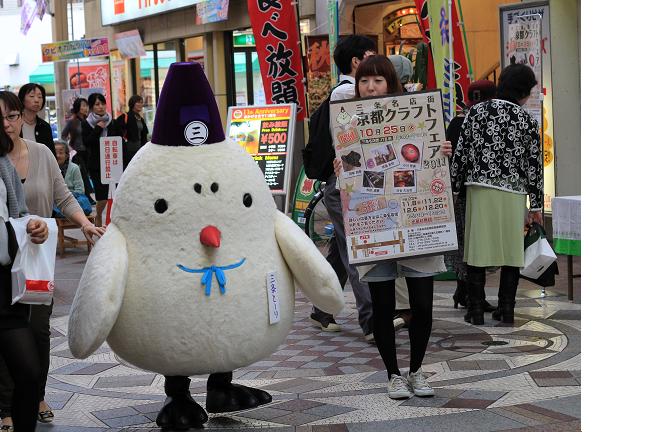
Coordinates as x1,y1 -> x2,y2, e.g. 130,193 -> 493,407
206,371 -> 272,413
452,280 -> 467,308
156,376 -> 208,430
481,293 -> 497,313
492,266 -> 520,323
464,266 -> 486,325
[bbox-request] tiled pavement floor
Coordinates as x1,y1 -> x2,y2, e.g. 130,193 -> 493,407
38,241 -> 580,432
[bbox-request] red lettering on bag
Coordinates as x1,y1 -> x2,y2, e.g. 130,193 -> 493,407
25,280 -> 54,292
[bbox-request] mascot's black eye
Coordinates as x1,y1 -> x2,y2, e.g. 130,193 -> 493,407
154,199 -> 168,214
210,182 -> 219,193
243,193 -> 253,207
193,183 -> 202,193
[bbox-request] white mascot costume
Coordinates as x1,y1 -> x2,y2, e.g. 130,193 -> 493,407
68,62 -> 344,429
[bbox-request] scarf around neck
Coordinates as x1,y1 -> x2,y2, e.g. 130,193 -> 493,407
86,112 -> 112,137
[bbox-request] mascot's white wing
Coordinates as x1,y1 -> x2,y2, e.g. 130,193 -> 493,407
274,210 -> 344,315
68,224 -> 128,359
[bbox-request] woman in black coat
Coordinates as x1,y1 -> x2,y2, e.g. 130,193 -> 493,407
82,93 -> 122,227
117,95 -> 148,168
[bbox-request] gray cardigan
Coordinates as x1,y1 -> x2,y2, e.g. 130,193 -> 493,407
0,156 -> 28,218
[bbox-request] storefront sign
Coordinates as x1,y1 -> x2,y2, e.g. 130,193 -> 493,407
247,0 -> 307,120
225,104 -> 296,195
500,1 -> 555,212
306,35 -> 332,115
67,61 -> 113,115
196,0 -> 229,24
114,30 -> 146,58
110,57 -> 128,117
41,38 -> 109,63
100,136 -> 124,184
330,90 -> 458,265
101,0 -> 200,25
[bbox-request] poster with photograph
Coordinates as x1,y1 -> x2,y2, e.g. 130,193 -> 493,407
330,90 -> 457,265
225,104 -> 296,194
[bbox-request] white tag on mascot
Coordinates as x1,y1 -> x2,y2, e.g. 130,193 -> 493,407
68,62 -> 344,429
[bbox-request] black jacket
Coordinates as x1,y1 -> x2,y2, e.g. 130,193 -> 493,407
21,116 -> 54,155
117,111 -> 149,146
450,99 -> 543,210
81,119 -> 123,175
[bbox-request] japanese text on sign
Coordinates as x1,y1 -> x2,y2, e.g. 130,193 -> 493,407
247,0 -> 307,120
100,137 -> 123,184
331,90 -> 457,265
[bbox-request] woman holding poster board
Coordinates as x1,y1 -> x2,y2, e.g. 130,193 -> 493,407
451,64 -> 543,326
335,56 -> 453,400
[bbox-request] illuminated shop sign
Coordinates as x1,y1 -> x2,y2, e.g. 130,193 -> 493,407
101,0 -> 200,25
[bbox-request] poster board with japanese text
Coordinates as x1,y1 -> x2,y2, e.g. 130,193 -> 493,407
330,90 -> 457,265
225,104 -> 296,195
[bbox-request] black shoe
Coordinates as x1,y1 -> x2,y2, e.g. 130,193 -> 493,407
453,280 -> 467,309
492,304 -> 515,323
157,376 -> 208,430
206,372 -> 272,413
310,311 -> 341,332
482,300 -> 497,313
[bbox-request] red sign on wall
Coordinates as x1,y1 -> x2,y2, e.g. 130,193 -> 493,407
247,0 -> 307,120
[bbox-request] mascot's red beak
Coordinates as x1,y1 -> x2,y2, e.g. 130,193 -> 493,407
200,225 -> 221,248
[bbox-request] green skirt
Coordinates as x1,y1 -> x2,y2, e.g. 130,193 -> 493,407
464,186 -> 526,267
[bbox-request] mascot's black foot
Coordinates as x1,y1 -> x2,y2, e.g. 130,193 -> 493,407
205,372 -> 272,413
157,376 -> 208,430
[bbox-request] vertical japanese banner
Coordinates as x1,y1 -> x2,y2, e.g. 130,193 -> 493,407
306,35 -> 332,115
427,0 -> 452,123
414,0 -> 436,89
328,0 -> 339,85
500,2 -> 555,212
68,61 -> 113,115
110,54 -> 128,118
451,0 -> 473,111
247,0 -> 307,121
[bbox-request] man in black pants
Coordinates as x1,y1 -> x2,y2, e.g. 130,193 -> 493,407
309,35 -> 377,341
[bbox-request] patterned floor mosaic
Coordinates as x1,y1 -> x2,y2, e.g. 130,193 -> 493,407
35,249 -> 580,431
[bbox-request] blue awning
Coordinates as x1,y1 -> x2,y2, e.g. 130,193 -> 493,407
29,63 -> 55,84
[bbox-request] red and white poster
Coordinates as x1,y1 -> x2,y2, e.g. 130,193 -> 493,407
247,0 -> 307,120
68,61 -> 112,115
100,136 -> 123,185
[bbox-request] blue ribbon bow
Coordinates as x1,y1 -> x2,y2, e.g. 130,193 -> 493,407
177,258 -> 246,296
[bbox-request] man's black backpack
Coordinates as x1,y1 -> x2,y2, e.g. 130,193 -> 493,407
302,80 -> 351,181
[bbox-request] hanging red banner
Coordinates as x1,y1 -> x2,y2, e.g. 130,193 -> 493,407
414,0 -> 436,89
247,0 -> 307,121
450,0 -> 472,112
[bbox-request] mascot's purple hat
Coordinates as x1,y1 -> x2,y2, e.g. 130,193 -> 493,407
151,62 -> 225,146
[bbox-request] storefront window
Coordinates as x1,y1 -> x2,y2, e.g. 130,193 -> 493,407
232,31 -> 264,106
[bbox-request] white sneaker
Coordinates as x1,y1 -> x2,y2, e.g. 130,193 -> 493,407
407,369 -> 434,397
393,316 -> 405,331
364,332 -> 375,343
387,375 -> 413,399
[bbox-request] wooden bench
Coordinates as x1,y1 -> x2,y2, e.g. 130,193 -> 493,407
56,213 -> 96,257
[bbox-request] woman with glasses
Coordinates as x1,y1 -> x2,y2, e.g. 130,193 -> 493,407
0,91 -> 104,430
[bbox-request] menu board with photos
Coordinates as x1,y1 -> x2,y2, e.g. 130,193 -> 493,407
226,104 -> 296,194
330,90 -> 458,265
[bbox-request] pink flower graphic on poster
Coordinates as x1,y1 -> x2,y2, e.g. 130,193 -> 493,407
86,67 -> 108,89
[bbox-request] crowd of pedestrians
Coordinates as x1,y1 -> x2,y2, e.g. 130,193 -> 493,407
0,32 -> 542,428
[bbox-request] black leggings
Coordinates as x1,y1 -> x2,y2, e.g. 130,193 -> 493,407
368,276 -> 434,379
0,327 -> 39,431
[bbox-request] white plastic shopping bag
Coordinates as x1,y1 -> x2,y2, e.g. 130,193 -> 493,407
520,223 -> 557,280
9,216 -> 58,305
